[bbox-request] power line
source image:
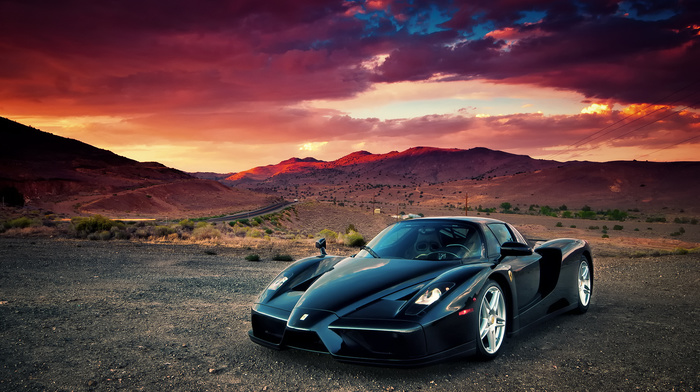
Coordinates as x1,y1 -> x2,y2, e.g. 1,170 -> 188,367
565,100 -> 700,161
546,80 -> 700,161
635,134 -> 700,161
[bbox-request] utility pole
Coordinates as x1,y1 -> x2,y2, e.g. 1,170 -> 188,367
465,193 -> 468,216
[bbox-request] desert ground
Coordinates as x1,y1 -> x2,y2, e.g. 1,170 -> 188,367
1,209 -> 699,391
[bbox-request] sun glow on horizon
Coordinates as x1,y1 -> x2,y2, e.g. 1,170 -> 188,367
581,103 -> 611,114
299,141 -> 328,152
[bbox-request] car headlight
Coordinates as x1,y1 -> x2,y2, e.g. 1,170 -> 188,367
415,287 -> 443,305
268,275 -> 288,291
406,283 -> 455,315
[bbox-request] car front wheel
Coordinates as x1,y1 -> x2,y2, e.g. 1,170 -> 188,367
475,280 -> 506,359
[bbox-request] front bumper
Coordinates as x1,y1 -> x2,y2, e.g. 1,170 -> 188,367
249,304 -> 475,367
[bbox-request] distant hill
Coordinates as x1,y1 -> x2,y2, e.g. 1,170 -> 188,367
224,146 -> 559,186
212,146 -> 700,215
0,117 -> 275,217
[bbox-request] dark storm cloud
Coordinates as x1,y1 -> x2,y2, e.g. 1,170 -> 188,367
1,0 -> 697,110
372,0 -> 699,106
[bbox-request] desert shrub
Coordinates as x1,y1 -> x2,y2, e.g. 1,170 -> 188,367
265,228 -> 273,235
192,225 -> 221,240
674,248 -> 689,255
237,218 -> 250,226
5,217 -> 33,229
112,227 -> 130,240
576,210 -> 597,219
606,209 -> 628,221
86,230 -> 111,240
247,229 -> 263,238
588,226 -> 600,230
556,222 -> 563,227
613,225 -> 623,230
272,254 -> 294,261
670,227 -> 685,237
602,234 -> 609,238
195,221 -> 209,229
318,229 -> 338,241
179,219 -> 195,230
570,225 -> 577,228
344,231 -> 366,247
72,215 -> 116,234
154,225 -> 175,237
231,225 -> 249,237
133,229 -> 149,239
539,206 -> 557,217
646,216 -> 666,223
245,254 -> 260,262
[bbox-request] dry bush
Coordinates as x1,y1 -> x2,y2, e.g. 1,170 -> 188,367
1,226 -> 59,237
192,225 -> 221,241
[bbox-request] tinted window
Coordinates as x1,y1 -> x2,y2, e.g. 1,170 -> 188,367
357,220 -> 483,260
487,223 -> 515,245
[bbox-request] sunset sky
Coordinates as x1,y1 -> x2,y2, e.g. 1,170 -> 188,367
1,0 -> 699,173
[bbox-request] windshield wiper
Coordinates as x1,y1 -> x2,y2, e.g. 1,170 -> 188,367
361,245 -> 380,258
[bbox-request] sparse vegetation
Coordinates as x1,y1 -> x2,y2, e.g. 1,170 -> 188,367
343,230 -> 366,247
646,216 -> 667,223
670,227 -> 686,237
272,254 -> 294,261
4,216 -> 33,229
192,224 -> 221,240
245,254 -> 260,262
179,219 -> 195,230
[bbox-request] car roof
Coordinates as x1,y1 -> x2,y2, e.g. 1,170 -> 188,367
403,216 -> 507,225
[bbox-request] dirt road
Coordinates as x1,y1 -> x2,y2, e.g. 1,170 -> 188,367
1,238 -> 698,391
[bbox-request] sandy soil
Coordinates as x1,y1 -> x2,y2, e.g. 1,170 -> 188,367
1,234 -> 698,392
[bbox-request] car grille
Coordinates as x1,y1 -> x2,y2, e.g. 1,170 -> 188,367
251,313 -> 286,344
283,328 -> 328,353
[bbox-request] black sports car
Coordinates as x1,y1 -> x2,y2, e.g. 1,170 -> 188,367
249,217 -> 593,366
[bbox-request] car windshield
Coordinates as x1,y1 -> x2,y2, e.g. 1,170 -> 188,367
356,220 -> 484,261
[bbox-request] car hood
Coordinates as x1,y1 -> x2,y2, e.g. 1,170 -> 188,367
293,257 -> 456,315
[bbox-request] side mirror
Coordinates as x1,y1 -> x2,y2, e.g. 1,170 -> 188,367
315,238 -> 327,256
500,241 -> 533,257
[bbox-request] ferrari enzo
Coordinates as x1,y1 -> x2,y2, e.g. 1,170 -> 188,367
249,217 -> 593,366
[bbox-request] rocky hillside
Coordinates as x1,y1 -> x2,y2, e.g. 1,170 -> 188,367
0,117 -> 273,217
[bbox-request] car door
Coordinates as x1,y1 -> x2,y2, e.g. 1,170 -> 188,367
486,223 -> 541,310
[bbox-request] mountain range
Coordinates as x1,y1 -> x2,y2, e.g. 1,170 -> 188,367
2,116 -> 699,216
220,146 -> 559,186
201,147 -> 700,215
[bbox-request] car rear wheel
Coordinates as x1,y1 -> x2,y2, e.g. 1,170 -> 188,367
476,280 -> 506,359
575,256 -> 592,314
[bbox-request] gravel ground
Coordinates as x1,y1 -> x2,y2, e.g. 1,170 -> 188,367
1,238 -> 698,391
